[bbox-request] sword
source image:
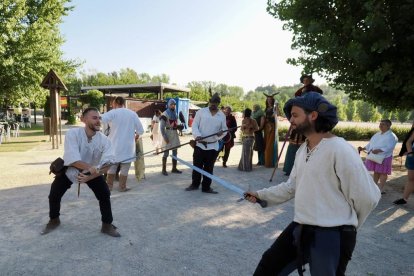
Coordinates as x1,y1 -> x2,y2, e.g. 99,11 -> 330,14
171,155 -> 267,208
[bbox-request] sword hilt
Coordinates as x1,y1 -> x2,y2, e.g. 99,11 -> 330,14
256,198 -> 268,208
78,171 -> 92,198
243,193 -> 267,208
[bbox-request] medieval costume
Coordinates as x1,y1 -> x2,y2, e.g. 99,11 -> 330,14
238,109 -> 259,171
252,104 -> 265,166
249,93 -> 380,275
294,74 -> 323,97
185,93 -> 227,194
42,108 -> 121,237
221,106 -> 237,168
263,94 -> 280,168
160,98 -> 182,175
101,96 -> 145,192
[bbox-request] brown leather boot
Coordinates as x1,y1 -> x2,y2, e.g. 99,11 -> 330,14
118,174 -> 130,192
101,223 -> 121,237
40,218 -> 61,235
106,173 -> 115,191
162,157 -> 168,176
171,159 -> 182,174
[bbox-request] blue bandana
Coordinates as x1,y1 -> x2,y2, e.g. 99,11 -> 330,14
283,92 -> 338,126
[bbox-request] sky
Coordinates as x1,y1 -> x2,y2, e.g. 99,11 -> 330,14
60,0 -> 325,92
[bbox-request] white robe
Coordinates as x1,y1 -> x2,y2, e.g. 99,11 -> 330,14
63,128 -> 115,184
257,137 -> 381,229
365,130 -> 398,158
191,107 -> 227,151
101,108 -> 145,163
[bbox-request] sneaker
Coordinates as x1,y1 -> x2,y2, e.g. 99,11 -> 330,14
393,198 -> 407,205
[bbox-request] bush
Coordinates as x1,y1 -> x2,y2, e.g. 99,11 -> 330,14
66,112 -> 77,125
277,125 -> 411,141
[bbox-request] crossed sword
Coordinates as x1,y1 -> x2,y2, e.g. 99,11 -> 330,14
78,126 -> 267,207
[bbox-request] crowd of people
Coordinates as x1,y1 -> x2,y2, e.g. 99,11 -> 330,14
40,75 -> 412,274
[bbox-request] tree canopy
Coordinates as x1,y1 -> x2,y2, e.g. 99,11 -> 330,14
0,0 -> 78,108
267,0 -> 414,109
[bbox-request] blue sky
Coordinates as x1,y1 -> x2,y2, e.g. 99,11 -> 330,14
60,0 -> 324,91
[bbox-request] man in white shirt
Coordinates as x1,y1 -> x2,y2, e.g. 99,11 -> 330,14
246,92 -> 381,275
185,93 -> 227,194
101,97 -> 144,192
41,107 -> 120,237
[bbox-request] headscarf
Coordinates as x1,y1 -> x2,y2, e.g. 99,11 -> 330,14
283,92 -> 338,127
166,98 -> 177,120
252,104 -> 264,120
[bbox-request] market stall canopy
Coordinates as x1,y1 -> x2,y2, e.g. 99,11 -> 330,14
80,83 -> 190,99
189,102 -> 202,110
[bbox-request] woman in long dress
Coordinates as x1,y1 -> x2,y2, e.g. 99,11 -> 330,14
151,109 -> 162,154
238,108 -> 259,171
263,95 -> 279,168
252,104 -> 265,166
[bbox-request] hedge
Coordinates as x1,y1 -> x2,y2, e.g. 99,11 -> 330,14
278,125 -> 411,142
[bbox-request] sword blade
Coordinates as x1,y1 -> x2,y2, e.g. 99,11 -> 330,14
171,155 -> 267,208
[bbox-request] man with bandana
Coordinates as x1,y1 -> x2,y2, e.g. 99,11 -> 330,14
185,93 -> 227,194
160,98 -> 182,176
246,92 -> 380,275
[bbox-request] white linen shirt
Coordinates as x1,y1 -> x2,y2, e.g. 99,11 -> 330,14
63,128 -> 115,184
365,130 -> 398,158
257,137 -> 381,229
192,107 -> 227,151
101,108 -> 145,162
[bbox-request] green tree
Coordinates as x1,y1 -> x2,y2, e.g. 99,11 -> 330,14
267,0 -> 414,109
332,96 -> 346,121
0,0 -> 79,108
395,109 -> 411,123
79,90 -> 105,109
357,101 -> 381,122
345,99 -> 357,121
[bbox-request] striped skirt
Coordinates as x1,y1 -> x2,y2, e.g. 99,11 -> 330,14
238,136 -> 255,172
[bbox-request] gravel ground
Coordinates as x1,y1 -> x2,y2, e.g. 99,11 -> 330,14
0,126 -> 413,276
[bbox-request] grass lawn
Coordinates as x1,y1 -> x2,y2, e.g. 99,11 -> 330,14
0,125 -> 50,152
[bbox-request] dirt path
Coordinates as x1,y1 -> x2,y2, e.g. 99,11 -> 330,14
0,129 -> 412,275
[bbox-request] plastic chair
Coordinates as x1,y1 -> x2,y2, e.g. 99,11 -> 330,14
0,125 -> 4,144
12,123 -> 20,137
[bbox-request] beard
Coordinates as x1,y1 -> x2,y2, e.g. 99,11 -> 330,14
86,122 -> 100,132
294,117 -> 312,135
209,104 -> 218,111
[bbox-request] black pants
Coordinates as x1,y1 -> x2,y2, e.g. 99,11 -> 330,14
191,146 -> 219,191
222,146 -> 231,164
48,174 -> 113,224
253,222 -> 357,276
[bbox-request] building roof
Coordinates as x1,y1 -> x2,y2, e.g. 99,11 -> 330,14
80,83 -> 190,99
